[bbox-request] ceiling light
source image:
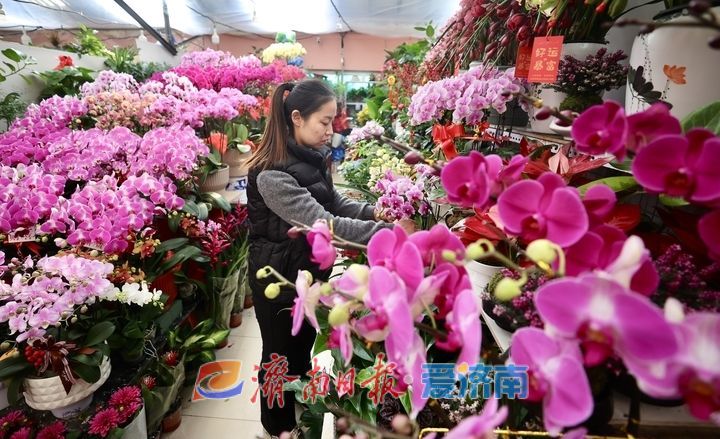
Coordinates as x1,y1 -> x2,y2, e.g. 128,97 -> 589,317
211,26 -> 219,45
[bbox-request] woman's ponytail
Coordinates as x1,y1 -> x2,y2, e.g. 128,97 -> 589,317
247,79 -> 335,171
246,82 -> 295,171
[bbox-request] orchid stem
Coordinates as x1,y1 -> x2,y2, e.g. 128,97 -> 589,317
415,321 -> 448,339
326,404 -> 412,439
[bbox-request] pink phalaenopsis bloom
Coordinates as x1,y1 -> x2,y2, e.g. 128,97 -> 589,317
571,101 -> 629,159
535,274 -> 677,367
632,129 -> 720,206
408,223 -> 466,266
699,209 -> 720,261
443,397 -> 508,439
291,271 -> 322,336
306,219 -> 336,270
582,184 -> 616,228
434,288 -> 481,366
442,151 -> 496,208
510,328 -> 593,435
626,103 -> 682,153
367,226 -> 424,290
566,228 -> 659,296
497,172 -> 588,247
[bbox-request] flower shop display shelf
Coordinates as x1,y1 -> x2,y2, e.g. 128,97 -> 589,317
485,125 -> 568,148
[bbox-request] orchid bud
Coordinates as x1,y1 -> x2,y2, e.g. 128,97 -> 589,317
494,277 -> 523,301
320,283 -> 333,296
0,341 -> 10,351
89,250 -> 99,257
441,250 -> 457,263
256,267 -> 271,279
534,107 -> 553,120
287,227 -> 302,239
302,270 -> 313,285
526,239 -> 557,264
264,283 -> 281,299
80,305 -> 88,314
41,236 -> 48,243
404,151 -> 423,165
465,242 -> 487,261
391,414 -> 413,435
328,303 -> 350,327
70,316 -> 78,324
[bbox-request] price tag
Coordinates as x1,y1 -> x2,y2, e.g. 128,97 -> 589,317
528,36 -> 564,83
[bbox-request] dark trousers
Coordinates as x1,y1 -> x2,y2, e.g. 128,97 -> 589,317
254,292 -> 316,436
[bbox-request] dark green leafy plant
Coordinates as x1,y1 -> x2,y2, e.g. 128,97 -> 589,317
0,92 -> 27,129
29,66 -> 95,100
104,47 -> 169,82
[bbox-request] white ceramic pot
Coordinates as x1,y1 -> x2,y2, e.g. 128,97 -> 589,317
625,7 -> 720,119
466,260 -> 504,297
528,42 -> 606,133
199,165 -> 230,193
24,356 -> 111,417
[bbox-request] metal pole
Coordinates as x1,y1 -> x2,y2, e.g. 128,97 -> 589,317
113,0 -> 177,55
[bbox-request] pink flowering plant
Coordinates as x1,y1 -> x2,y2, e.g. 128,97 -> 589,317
85,386 -> 143,437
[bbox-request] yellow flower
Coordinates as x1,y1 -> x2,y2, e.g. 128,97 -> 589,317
387,75 -> 396,86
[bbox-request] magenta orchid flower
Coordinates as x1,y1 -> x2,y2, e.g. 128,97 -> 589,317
699,209 -> 720,261
535,274 -> 677,367
327,325 -> 354,366
408,223 -> 466,266
566,228 -> 658,296
484,153 -> 528,197
497,172 -> 588,247
582,184 -> 616,228
431,262 -> 472,319
332,264 -> 369,300
306,219 -> 336,270
510,328 -> 593,436
632,129 -> 720,205
626,103 -> 682,153
435,289 -> 482,366
291,270 -> 322,336
367,226 -> 424,290
571,101 -> 629,159
444,397 -> 507,439
441,151 -> 492,208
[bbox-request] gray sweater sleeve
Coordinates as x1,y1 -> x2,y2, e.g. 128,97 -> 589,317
331,190 -> 376,221
257,170 -> 390,245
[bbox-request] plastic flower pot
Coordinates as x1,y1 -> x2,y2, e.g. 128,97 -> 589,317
161,405 -> 182,433
199,165 -> 230,193
229,312 -> 243,328
24,356 -> 111,418
211,270 -> 240,331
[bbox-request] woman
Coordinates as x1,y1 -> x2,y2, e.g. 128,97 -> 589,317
246,79 -> 412,437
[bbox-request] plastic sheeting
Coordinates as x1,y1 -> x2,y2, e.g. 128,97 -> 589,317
1,0 -> 460,37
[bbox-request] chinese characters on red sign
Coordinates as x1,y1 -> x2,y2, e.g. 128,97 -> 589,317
515,45 -> 532,79
527,36 -> 564,83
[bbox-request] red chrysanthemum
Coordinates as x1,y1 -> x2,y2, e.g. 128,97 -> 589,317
36,421 -> 66,439
88,408 -> 120,437
109,386 -> 142,409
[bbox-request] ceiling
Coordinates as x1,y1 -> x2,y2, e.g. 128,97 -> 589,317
1,0 -> 461,38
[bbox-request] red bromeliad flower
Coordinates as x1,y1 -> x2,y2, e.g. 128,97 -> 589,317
141,375 -> 157,390
161,350 -> 180,367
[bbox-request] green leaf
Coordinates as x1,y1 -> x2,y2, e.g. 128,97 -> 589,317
283,379 -> 305,393
659,195 -> 689,207
3,62 -> 17,72
578,176 -> 638,196
681,101 -> 720,135
182,200 -> 201,217
201,192 -> 231,212
2,48 -> 23,63
121,320 -> 145,339
84,321 -> 116,347
0,355 -> 32,380
355,366 -> 374,385
197,202 -> 209,220
159,245 -> 202,273
352,337 -> 374,362
71,362 -> 101,383
70,353 -> 102,366
8,376 -> 24,405
155,237 -> 190,253
311,331 -> 329,357
106,427 -> 125,439
399,391 -> 412,415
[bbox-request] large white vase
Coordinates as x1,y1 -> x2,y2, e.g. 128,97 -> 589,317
529,42 -> 607,133
625,7 -> 720,120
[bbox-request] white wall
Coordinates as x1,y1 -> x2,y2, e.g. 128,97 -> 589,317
0,41 -> 105,104
135,39 -> 184,67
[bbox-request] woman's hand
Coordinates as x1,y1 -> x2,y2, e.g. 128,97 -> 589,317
395,218 -> 416,235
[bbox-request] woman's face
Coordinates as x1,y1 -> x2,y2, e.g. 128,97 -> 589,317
291,100 -> 336,149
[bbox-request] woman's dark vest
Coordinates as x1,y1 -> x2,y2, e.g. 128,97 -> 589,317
247,141 -> 334,303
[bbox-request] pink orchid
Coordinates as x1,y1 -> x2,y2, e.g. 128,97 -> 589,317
535,274 -> 677,367
435,289 -> 482,366
332,264 -> 369,300
306,219 -> 336,269
441,151 -> 492,208
699,209 -> 720,261
571,101 -> 629,159
444,397 -> 507,439
367,226 -> 424,290
484,153 -> 528,197
566,228 -> 658,296
291,271 -> 322,336
327,325 -> 354,366
497,172 -> 588,247
510,328 -> 593,436
582,185 -> 616,228
626,103 -> 682,153
632,129 -> 720,205
408,224 -> 466,266
430,262 -> 472,319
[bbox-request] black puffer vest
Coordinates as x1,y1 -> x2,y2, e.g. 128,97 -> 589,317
247,141 -> 334,303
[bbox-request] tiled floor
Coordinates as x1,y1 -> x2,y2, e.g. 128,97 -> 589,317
162,307 -> 267,439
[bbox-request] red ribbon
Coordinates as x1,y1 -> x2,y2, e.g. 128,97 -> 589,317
432,123 -> 465,159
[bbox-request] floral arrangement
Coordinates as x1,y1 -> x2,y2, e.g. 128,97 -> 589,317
525,0 -> 627,43
551,48 -> 629,112
86,386 -> 143,437
261,42 -> 307,64
346,120 -> 385,145
408,65 -> 527,125
0,410 -> 67,439
372,170 -> 431,221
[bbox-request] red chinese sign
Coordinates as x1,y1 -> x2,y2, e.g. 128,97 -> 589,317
359,353 -> 401,406
528,36 -> 564,83
260,354 -> 300,408
515,45 -> 532,79
302,358 -> 331,404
